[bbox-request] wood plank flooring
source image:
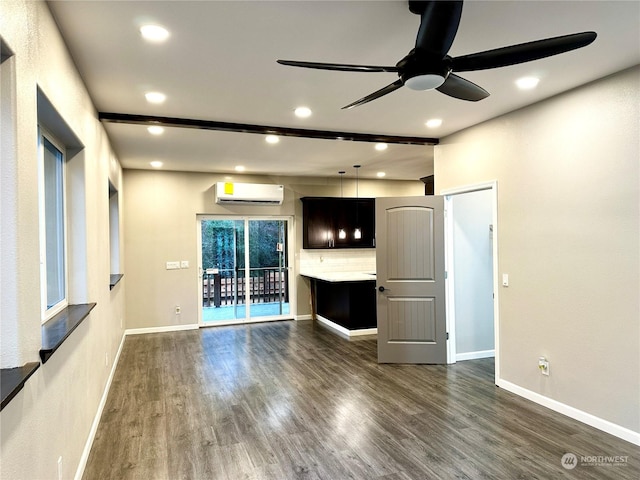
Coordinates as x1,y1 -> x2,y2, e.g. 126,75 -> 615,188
83,320 -> 639,479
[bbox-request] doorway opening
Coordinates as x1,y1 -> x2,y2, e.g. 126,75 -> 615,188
442,182 -> 499,383
197,216 -> 293,326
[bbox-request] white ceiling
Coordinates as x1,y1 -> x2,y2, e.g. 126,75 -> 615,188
47,1 -> 639,180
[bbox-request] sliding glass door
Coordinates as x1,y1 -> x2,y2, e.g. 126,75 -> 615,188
198,216 -> 291,326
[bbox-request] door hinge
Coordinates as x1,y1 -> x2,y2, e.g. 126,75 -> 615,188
446,332 -> 449,340
445,271 -> 448,279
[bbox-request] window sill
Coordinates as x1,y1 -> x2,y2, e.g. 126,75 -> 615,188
40,303 -> 96,363
1,362 -> 40,411
109,273 -> 124,290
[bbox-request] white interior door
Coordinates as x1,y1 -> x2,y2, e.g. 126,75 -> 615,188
376,196 -> 446,364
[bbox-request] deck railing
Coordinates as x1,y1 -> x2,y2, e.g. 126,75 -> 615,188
203,267 -> 289,307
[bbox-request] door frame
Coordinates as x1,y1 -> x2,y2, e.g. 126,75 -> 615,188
441,181 -> 499,384
196,214 -> 295,327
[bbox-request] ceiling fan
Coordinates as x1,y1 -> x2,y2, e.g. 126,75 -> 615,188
277,0 -> 596,109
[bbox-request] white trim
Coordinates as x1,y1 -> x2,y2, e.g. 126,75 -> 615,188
125,324 -> 198,335
440,180 -> 500,384
456,349 -> 495,361
316,315 -> 377,338
295,314 -> 313,321
74,333 -> 126,480
196,218 -> 204,326
38,127 -> 70,322
444,197 -> 456,364
497,379 -> 640,446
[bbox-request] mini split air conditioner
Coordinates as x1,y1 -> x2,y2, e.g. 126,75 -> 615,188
215,182 -> 284,205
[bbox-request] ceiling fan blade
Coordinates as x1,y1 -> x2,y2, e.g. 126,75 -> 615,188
414,0 -> 463,56
436,73 -> 489,101
342,79 -> 404,109
277,59 -> 399,73
451,31 -> 597,72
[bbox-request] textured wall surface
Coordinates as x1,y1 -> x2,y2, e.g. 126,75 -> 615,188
0,1 -> 125,479
436,66 -> 640,434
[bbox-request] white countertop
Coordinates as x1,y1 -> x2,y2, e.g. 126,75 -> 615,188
300,271 -> 376,282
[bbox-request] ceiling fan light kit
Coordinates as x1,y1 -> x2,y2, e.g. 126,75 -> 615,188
404,73 -> 446,91
277,0 -> 596,109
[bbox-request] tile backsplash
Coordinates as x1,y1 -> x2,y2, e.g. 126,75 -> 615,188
299,249 -> 376,273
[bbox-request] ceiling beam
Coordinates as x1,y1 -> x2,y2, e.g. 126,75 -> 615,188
98,112 -> 439,146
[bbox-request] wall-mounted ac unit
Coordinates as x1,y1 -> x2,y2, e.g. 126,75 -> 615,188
215,182 -> 284,205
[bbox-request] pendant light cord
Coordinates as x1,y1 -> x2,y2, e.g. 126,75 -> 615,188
354,165 -> 361,231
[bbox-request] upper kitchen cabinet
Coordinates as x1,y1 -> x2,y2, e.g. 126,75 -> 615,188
301,197 -> 375,249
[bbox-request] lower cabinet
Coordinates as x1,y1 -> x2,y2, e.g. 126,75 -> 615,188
315,280 -> 377,330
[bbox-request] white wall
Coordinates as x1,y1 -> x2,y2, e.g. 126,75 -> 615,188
123,170 -> 423,329
450,189 -> 494,358
0,1 -> 125,478
435,66 -> 640,438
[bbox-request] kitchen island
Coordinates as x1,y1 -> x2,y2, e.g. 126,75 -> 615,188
300,271 -> 377,338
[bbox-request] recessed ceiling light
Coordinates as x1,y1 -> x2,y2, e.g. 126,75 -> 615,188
265,135 -> 280,144
235,165 -> 245,172
425,118 -> 443,128
147,126 -> 164,135
375,143 -> 388,151
145,91 -> 166,104
376,172 -> 386,178
150,161 -> 163,168
516,76 -> 540,90
140,25 -> 169,42
294,106 -> 312,118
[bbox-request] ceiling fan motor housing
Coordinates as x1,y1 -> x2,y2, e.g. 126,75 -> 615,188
408,0 -> 429,15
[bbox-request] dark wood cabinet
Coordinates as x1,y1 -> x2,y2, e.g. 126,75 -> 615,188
301,197 -> 375,249
315,279 -> 377,330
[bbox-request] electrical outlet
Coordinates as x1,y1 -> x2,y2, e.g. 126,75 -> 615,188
57,456 -> 63,480
175,305 -> 181,315
538,356 -> 550,376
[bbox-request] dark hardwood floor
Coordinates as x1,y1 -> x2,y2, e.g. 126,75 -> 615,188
83,320 -> 639,479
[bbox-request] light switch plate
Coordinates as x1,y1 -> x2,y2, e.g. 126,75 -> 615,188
166,261 -> 180,270
181,260 -> 189,269
502,273 -> 509,287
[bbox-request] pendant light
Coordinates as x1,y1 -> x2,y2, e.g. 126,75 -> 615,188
338,171 -> 346,239
353,165 -> 362,239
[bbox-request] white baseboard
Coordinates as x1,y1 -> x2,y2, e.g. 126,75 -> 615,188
497,378 -> 640,446
125,324 -> 199,335
316,315 -> 377,338
456,349 -> 495,361
295,314 -> 313,321
74,332 -> 126,480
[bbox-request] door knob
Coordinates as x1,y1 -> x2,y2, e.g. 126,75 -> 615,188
378,286 -> 386,292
